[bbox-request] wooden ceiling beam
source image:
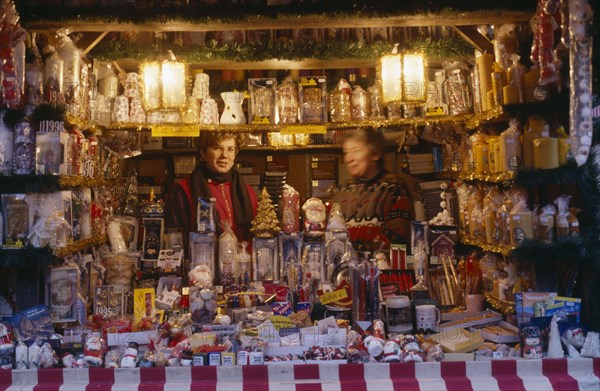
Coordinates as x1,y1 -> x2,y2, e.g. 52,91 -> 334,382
73,31 -> 109,56
24,11 -> 534,33
450,25 -> 494,54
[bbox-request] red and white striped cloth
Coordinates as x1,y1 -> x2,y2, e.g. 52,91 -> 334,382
0,358 -> 598,391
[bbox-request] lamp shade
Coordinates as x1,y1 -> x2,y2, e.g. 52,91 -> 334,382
161,61 -> 187,108
402,53 -> 426,102
141,60 -> 187,110
377,52 -> 403,104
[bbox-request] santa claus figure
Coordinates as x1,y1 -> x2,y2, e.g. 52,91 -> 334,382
84,335 -> 105,366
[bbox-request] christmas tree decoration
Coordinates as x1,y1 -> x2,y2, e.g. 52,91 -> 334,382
250,188 -> 280,239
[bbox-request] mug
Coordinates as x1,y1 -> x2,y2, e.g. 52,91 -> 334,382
380,295 -> 413,333
415,304 -> 441,332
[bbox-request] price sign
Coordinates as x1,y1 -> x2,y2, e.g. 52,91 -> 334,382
151,125 -> 199,137
281,125 -> 327,134
319,288 -> 348,305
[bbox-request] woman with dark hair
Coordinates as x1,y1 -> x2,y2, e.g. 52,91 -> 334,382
329,128 -> 414,252
165,132 -> 258,254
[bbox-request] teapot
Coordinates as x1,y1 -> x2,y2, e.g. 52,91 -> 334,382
220,91 -> 246,125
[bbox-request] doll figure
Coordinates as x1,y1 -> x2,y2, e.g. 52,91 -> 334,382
302,197 -> 327,234
0,323 -> 14,355
84,335 -> 105,366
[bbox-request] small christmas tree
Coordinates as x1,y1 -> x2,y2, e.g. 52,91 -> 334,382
251,188 -> 280,238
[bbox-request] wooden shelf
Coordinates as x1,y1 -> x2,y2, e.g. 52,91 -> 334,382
0,234 -> 107,267
107,113 -> 472,135
239,145 -> 342,152
0,175 -> 123,194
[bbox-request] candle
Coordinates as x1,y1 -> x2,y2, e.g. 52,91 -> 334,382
503,83 -> 520,105
523,67 -> 540,102
476,52 -> 494,111
533,137 -> 559,169
510,211 -> 533,246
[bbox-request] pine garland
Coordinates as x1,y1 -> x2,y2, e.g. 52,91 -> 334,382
88,38 -> 472,64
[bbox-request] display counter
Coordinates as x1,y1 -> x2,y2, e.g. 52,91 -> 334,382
1,358 -> 599,391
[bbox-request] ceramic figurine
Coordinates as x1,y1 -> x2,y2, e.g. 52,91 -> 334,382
84,335 -> 104,366
120,342 -> 139,368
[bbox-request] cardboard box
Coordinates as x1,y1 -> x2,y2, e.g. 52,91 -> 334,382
437,309 -> 502,331
475,321 -> 520,343
430,328 -> 483,353
173,155 -> 196,175
107,330 -> 156,347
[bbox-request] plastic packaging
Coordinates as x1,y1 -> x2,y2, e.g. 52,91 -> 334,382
507,54 -> 526,103
509,198 -> 533,246
491,63 -> 508,106
0,111 -> 13,175
442,62 -> 472,115
329,78 -> 352,122
537,204 -> 557,243
351,85 -> 370,120
280,185 -> 300,233
276,76 -> 298,124
499,119 -> 523,171
554,195 -> 572,238
219,221 -> 238,286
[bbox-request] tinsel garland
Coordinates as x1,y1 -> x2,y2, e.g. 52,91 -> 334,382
16,1 -> 536,26
88,38 -> 471,64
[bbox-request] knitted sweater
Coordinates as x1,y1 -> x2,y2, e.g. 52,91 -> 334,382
329,171 -> 414,252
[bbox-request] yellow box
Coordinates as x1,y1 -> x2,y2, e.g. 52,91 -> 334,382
133,288 -> 155,324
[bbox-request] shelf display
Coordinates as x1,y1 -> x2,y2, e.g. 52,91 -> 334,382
1,1 -> 599,387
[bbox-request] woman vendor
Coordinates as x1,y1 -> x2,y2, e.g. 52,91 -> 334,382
329,128 -> 414,252
165,132 -> 258,255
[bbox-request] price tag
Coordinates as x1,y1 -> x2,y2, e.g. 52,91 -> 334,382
151,125 -> 199,137
319,288 -> 348,305
281,125 -> 327,134
269,315 -> 295,330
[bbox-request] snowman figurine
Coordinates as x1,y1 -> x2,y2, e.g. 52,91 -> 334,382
382,340 -> 401,362
120,342 -> 139,368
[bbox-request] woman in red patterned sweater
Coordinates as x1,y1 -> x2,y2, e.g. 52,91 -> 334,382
330,128 -> 414,253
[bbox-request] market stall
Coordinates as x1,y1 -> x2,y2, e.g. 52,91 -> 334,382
0,1 -> 599,390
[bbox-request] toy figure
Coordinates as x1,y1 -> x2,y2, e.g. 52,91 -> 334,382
84,335 -> 105,366
302,197 -> 326,234
120,342 -> 139,368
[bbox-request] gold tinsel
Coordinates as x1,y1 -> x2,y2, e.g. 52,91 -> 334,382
460,234 -> 513,257
54,234 -> 107,258
484,292 -> 516,315
58,176 -> 124,188
458,170 -> 515,183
